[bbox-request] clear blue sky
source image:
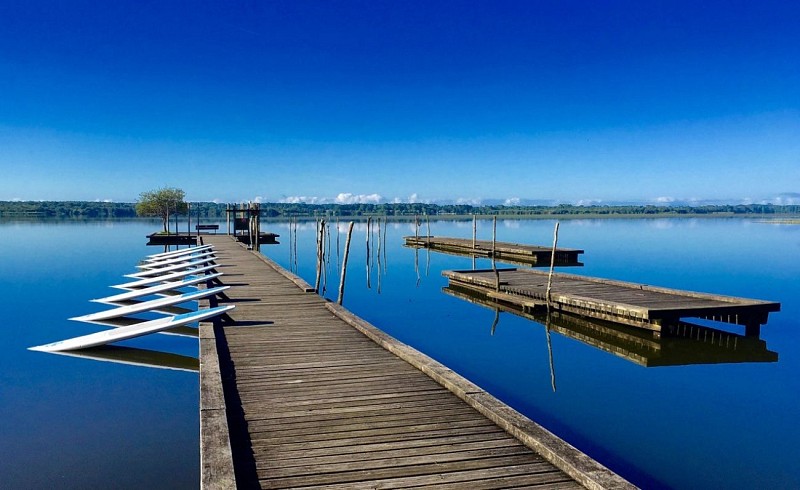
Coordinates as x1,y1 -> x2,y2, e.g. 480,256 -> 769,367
1,1 -> 798,205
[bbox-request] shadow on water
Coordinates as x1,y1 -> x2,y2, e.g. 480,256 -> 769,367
37,345 -> 199,372
444,284 -> 779,369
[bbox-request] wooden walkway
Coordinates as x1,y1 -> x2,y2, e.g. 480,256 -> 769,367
404,236 -> 583,267
199,236 -> 633,489
443,268 -> 780,337
444,284 -> 779,367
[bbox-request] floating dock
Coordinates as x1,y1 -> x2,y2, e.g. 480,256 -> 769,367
146,231 -> 279,247
146,232 -> 197,246
404,236 -> 584,266
443,268 -> 780,337
444,284 -> 778,367
198,236 -> 633,489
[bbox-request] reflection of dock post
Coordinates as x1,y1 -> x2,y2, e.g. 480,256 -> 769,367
490,308 -> 499,335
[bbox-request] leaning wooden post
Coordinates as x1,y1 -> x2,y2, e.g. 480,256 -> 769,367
546,221 -> 560,305
337,221 -> 355,305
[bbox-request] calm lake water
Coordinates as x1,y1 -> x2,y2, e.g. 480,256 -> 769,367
1,217 -> 798,488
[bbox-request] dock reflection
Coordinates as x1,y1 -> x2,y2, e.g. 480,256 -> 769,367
444,284 -> 778,367
36,345 -> 199,372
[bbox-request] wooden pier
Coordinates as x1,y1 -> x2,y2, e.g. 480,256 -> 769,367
444,284 -> 778,367
198,236 -> 633,489
443,268 -> 780,337
404,236 -> 583,266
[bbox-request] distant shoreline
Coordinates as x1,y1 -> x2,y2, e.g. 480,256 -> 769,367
1,200 -> 798,222
2,200 -> 799,219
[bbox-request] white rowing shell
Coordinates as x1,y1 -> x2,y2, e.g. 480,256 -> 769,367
71,286 -> 229,324
30,305 -> 235,352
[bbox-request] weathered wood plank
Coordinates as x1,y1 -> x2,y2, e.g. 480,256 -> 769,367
444,268 -> 780,334
199,236 -> 634,490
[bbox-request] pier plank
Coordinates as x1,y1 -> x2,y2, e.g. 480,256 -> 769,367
199,236 -> 633,489
404,236 -> 583,266
444,268 -> 779,335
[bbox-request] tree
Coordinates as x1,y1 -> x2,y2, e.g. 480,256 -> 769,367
136,187 -> 188,232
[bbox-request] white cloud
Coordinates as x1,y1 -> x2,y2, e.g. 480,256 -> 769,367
574,199 -> 603,206
279,195 -> 327,204
392,193 -> 422,204
654,196 -> 675,203
504,197 -> 521,206
334,193 -> 383,204
773,193 -> 800,205
455,197 -> 483,205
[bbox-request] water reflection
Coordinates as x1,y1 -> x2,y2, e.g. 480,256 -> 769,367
444,284 -> 779,367
34,345 -> 199,372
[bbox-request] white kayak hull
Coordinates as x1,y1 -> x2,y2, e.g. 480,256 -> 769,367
124,257 -> 217,278
113,264 -> 219,290
93,273 -> 223,304
30,305 -> 235,352
71,285 -> 229,324
146,244 -> 214,260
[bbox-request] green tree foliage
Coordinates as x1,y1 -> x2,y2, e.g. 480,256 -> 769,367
135,187 -> 188,232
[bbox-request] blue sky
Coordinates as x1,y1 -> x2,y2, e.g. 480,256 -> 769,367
1,1 -> 798,205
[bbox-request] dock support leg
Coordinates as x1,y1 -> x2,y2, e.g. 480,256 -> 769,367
745,323 -> 761,337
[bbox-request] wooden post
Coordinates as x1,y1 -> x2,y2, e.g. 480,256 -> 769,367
314,219 -> 325,293
366,217 -> 372,289
336,217 -> 341,270
383,217 -> 388,271
492,216 -> 499,291
546,221 -> 560,305
472,214 -> 477,249
426,214 -> 431,245
255,202 -> 261,252
338,222 -> 355,305
188,202 -> 191,239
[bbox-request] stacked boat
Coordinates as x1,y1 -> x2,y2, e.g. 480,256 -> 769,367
30,245 -> 234,352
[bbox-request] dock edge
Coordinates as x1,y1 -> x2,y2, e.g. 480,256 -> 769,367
326,301 -> 637,490
199,322 -> 236,490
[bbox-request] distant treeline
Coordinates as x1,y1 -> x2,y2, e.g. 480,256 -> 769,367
1,200 -> 798,219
